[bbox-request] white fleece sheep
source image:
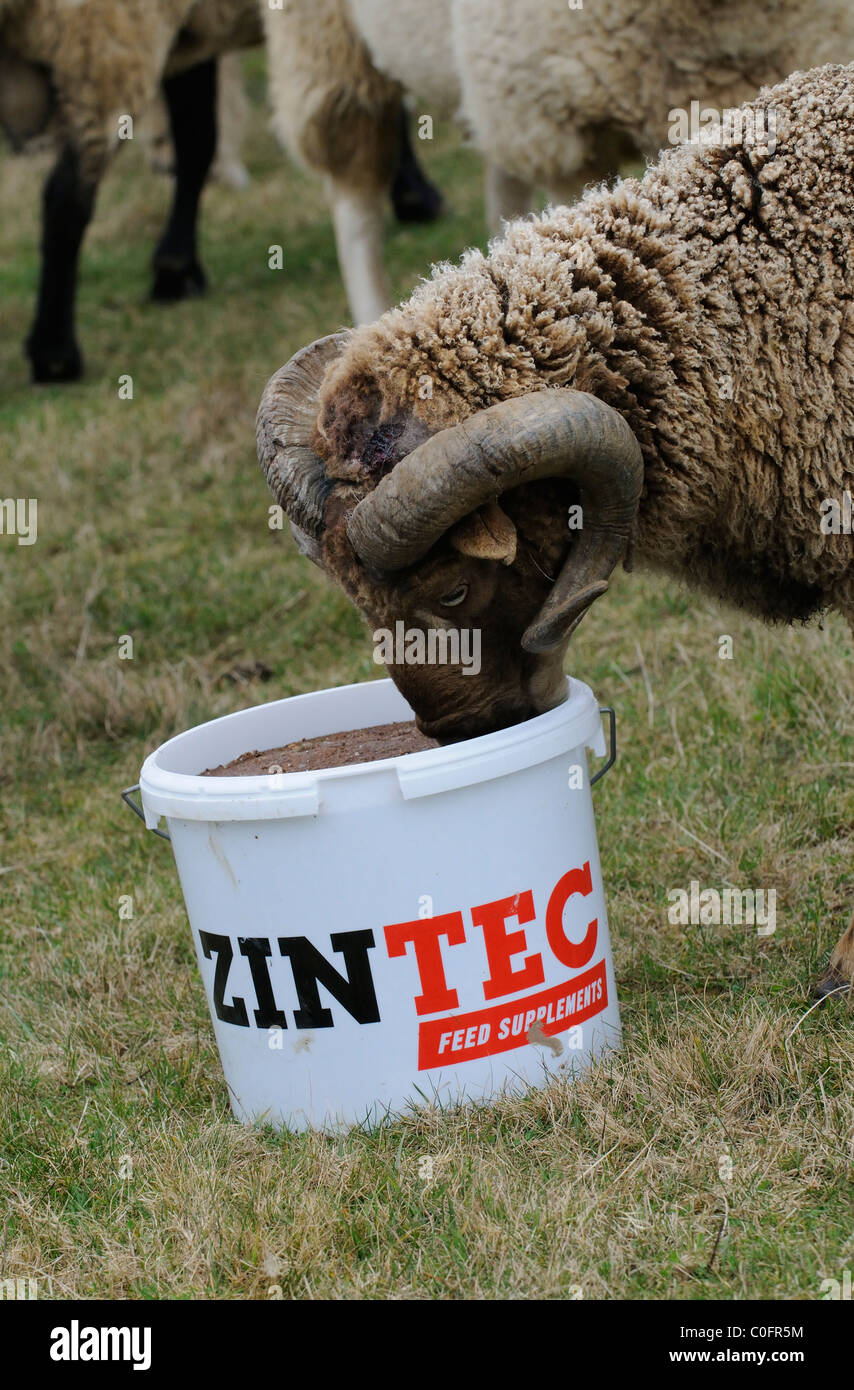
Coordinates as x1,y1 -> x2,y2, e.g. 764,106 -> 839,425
262,0 -> 854,323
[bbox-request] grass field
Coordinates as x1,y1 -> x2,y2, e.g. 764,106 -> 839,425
1,58 -> 853,1300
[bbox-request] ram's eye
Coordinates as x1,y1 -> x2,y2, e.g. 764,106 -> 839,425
439,583 -> 468,608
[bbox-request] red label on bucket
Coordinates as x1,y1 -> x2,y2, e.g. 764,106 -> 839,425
416,959 -> 607,1069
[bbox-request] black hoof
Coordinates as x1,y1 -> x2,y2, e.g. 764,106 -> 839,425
150,258 -> 207,302
26,336 -> 84,383
391,176 -> 444,225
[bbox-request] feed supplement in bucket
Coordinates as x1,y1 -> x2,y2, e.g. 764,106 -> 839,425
128,676 -> 620,1131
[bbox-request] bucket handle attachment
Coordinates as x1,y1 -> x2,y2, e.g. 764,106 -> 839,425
121,785 -> 171,841
589,707 -> 616,787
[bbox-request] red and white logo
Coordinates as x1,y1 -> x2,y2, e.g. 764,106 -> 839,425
384,860 -> 607,1069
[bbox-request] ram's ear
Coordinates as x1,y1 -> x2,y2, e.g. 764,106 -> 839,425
449,501 -> 517,565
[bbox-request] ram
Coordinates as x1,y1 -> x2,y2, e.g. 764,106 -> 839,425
261,0 -> 854,323
257,62 -> 854,998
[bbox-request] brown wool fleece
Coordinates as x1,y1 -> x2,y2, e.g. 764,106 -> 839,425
317,64 -> 854,627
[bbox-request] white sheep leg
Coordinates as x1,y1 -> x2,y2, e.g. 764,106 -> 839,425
212,52 -> 250,190
485,163 -> 535,237
328,178 -> 391,325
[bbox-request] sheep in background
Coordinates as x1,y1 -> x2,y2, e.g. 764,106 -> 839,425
452,0 -> 851,202
257,63 -> 854,998
144,56 -> 443,216
262,0 -> 406,325
262,0 -> 854,323
0,0 -> 264,382
0,0 -> 446,383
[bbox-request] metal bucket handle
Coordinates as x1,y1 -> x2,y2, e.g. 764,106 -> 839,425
121,785 -> 171,841
590,707 -> 616,787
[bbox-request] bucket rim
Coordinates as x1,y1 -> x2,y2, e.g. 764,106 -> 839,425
137,675 -> 604,825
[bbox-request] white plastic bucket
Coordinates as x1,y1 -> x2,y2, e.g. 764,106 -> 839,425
132,676 -> 620,1132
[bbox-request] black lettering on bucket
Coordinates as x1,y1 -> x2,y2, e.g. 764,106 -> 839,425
278,931 -> 381,1028
239,937 -> 288,1029
200,931 -> 249,1027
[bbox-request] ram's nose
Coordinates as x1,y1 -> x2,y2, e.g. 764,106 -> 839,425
416,700 -> 537,743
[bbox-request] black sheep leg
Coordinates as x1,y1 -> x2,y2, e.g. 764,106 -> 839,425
390,107 -> 443,225
151,58 -> 217,301
26,144 -> 96,383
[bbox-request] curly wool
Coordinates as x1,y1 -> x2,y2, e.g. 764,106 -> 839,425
317,64 -> 854,626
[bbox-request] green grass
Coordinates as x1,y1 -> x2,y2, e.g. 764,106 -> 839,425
1,57 -> 852,1300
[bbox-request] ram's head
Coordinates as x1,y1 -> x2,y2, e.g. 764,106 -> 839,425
256,333 -> 644,741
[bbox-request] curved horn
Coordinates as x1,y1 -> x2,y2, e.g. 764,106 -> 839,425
347,389 -> 644,650
255,332 -> 349,537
